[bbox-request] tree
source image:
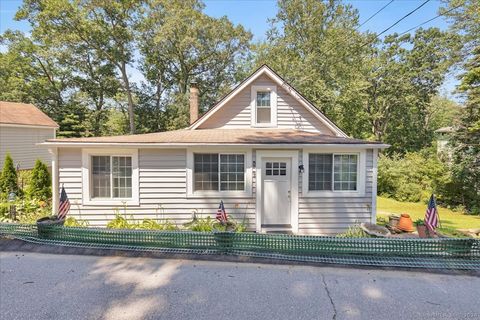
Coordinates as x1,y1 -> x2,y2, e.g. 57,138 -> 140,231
254,0 -> 371,137
442,0 -> 480,213
27,159 -> 51,200
137,0 -> 251,130
17,0 -> 142,134
0,154 -> 18,197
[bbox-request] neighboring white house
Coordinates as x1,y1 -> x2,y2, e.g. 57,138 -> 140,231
0,101 -> 58,170
43,65 -> 389,235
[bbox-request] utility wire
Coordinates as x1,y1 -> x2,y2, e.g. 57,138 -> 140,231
357,0 -> 395,30
360,0 -> 431,47
398,3 -> 463,36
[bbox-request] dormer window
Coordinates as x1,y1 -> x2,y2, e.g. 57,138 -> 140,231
251,85 -> 277,127
256,92 -> 271,124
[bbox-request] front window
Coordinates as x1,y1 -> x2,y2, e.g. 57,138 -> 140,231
256,91 -> 271,124
92,155 -> 132,198
194,153 -> 245,192
308,154 -> 358,191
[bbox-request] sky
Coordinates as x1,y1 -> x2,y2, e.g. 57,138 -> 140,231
0,0 -> 457,96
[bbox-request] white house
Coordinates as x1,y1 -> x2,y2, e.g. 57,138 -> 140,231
0,101 -> 58,170
43,65 -> 388,235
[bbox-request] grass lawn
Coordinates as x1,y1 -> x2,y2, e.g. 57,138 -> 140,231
377,196 -> 480,230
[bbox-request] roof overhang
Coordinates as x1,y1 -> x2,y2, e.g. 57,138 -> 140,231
40,142 -> 390,149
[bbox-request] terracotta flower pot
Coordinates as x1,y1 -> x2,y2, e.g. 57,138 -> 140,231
397,213 -> 414,232
416,225 -> 429,238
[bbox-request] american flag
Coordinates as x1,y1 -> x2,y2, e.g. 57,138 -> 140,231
216,200 -> 228,224
58,186 -> 70,220
425,194 -> 439,232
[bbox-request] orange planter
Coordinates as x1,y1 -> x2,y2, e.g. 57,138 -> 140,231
397,213 -> 414,232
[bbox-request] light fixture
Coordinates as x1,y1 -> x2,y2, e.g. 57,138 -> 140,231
298,164 -> 304,173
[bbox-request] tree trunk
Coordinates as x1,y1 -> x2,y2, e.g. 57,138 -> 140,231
120,61 -> 135,134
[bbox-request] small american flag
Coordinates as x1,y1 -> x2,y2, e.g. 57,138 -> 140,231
216,200 -> 228,224
58,186 -> 70,220
425,194 -> 439,232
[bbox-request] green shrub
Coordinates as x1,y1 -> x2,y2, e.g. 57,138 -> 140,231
336,225 -> 370,238
27,160 -> 51,200
107,213 -> 135,229
378,150 -> 451,203
64,217 -> 89,227
0,153 -> 18,198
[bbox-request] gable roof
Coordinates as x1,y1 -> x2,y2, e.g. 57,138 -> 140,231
0,101 -> 59,128
189,64 -> 348,137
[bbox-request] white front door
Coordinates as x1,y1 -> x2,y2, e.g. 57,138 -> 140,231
262,158 -> 291,227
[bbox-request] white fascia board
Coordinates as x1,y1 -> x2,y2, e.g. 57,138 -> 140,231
39,142 -> 390,149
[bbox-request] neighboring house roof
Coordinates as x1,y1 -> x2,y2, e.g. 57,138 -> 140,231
44,128 -> 388,147
189,64 -> 348,137
0,101 -> 59,128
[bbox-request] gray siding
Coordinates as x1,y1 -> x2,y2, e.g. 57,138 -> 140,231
59,148 -> 256,228
297,149 -> 374,234
198,75 -> 335,134
0,125 -> 55,169
58,147 -> 376,235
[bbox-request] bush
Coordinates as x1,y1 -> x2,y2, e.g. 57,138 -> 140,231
378,150 -> 451,203
27,160 -> 51,200
0,153 -> 18,198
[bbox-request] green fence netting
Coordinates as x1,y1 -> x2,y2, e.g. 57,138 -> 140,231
1,223 -> 479,270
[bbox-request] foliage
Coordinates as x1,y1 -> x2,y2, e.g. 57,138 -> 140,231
106,212 -> 178,230
26,159 -> 51,200
64,216 -> 90,227
106,213 -> 136,229
336,225 -> 370,238
15,199 -> 52,224
0,153 -> 18,198
442,0 -> 480,214
413,219 -> 425,226
378,149 -> 452,203
184,216 -> 215,232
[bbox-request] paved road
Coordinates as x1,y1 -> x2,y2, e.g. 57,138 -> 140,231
0,251 -> 479,320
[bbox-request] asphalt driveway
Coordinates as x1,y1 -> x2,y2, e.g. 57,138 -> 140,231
1,249 -> 479,320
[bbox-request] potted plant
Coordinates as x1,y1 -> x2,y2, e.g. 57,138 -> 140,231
414,219 -> 430,238
36,215 -> 65,239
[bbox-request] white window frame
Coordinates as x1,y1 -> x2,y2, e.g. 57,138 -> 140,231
187,148 -> 252,198
250,85 -> 277,127
81,148 -> 139,206
302,148 -> 366,197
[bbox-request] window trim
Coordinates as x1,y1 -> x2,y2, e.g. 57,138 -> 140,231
187,148 -> 252,198
250,85 -> 277,127
302,148 -> 366,197
81,148 -> 139,206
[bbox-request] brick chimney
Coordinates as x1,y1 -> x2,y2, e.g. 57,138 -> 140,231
189,81 -> 199,125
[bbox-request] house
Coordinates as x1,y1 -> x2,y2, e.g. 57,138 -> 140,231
0,101 -> 58,170
42,65 -> 388,235
435,126 -> 455,160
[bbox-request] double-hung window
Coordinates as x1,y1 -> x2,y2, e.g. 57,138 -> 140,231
256,92 -> 271,124
251,85 -> 277,127
308,153 -> 358,192
91,155 -> 132,198
194,153 -> 245,192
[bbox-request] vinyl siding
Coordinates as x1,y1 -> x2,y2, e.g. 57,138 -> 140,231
0,125 -> 55,169
59,148 -> 256,228
58,147 -> 376,235
198,75 -> 335,134
297,149 -> 374,235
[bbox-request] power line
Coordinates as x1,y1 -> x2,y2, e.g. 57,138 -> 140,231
398,3 -> 463,36
361,0 -> 431,47
357,0 -> 395,30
